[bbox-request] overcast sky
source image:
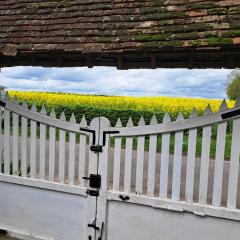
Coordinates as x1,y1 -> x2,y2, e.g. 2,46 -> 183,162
0,66 -> 233,99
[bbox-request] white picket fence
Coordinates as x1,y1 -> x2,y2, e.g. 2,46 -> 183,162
0,93 -> 240,240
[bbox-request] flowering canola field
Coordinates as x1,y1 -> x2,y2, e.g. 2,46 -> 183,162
9,91 -> 234,117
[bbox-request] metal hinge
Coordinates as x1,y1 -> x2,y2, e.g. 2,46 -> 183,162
83,174 -> 101,189
86,189 -> 99,197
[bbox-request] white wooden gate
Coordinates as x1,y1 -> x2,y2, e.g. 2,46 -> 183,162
0,93 -> 240,240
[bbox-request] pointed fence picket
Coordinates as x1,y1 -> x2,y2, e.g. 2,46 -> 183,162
124,117 -> 134,193
212,101 -> 228,207
21,102 -> 28,177
39,106 -> 47,180
185,108 -> 197,202
12,97 -> 19,176
49,109 -> 56,182
69,114 -> 76,185
147,115 -> 158,196
79,115 -> 87,186
59,112 -> 66,183
199,105 -> 212,204
136,117 -> 145,194
172,113 -> 184,201
113,118 -> 122,191
30,103 -> 37,178
160,113 -> 171,198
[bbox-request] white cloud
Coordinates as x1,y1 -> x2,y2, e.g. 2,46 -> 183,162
0,66 -> 233,99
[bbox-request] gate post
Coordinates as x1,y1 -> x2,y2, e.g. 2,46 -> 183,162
86,117 -> 110,240
96,117 -> 110,240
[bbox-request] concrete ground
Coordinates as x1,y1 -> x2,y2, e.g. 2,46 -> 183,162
1,137 -> 240,208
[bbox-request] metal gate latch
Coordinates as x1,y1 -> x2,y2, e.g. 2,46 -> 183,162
88,219 -> 100,231
83,174 -> 101,189
90,145 -> 103,153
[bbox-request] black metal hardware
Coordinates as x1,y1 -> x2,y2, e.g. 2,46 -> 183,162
90,145 -> 103,153
83,174 -> 101,189
98,222 -> 104,240
119,194 -> 130,201
222,109 -> 240,120
80,127 -> 96,145
0,101 -> 6,107
102,130 -> 120,146
88,223 -> 100,231
86,189 -> 99,197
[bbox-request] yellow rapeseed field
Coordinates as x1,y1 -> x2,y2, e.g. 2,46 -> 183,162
8,91 -> 235,117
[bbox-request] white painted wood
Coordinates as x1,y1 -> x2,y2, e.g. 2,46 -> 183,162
21,102 -> 28,177
147,115 -> 158,196
49,109 -> 56,182
113,118 -> 122,191
39,106 -> 47,180
12,96 -> 19,176
1,99 -> 91,134
96,117 -> 111,240
30,103 -> 37,178
86,117 -> 101,240
227,118 -> 240,209
212,100 -> 228,207
199,105 -> 212,204
136,117 -> 146,194
107,191 -> 240,222
0,181 -> 87,240
0,174 -> 87,196
185,108 -> 197,202
0,107 -> 3,171
79,116 -> 87,187
172,113 -> 184,201
69,114 -> 76,185
160,113 -> 171,198
59,112 -> 66,183
124,117 -> 134,193
4,107 -> 10,174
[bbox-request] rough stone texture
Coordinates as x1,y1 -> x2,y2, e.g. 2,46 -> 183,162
0,0 -> 240,68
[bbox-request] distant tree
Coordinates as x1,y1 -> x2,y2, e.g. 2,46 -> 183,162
226,69 -> 240,100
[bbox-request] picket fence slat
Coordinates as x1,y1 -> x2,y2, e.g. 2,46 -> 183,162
30,104 -> 37,178
21,115 -> 28,177
39,106 -> 47,180
227,118 -> 240,209
21,102 -> 28,177
136,117 -> 145,194
12,112 -> 19,176
113,119 -> 122,191
147,116 -> 158,196
159,113 -> 171,198
4,108 -> 10,174
69,114 -> 76,185
59,112 -> 66,183
49,109 -> 56,182
198,107 -> 213,205
185,109 -> 197,202
212,121 -> 227,206
172,113 -> 184,201
124,118 -> 133,193
79,115 -> 87,186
